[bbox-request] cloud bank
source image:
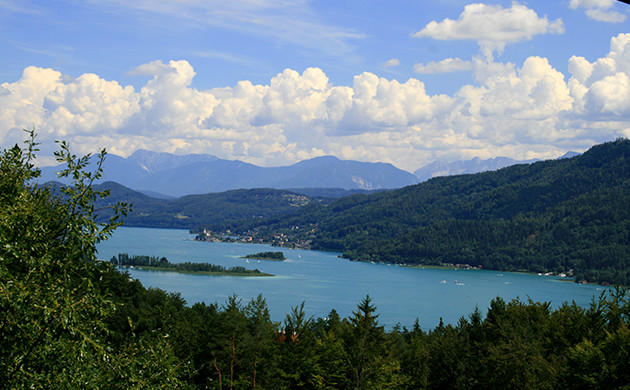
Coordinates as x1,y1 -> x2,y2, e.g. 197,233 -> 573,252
2,34 -> 630,171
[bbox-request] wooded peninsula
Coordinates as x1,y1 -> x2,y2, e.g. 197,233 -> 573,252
110,253 -> 272,276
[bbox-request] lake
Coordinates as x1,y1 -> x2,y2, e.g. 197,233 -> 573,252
97,226 -> 608,329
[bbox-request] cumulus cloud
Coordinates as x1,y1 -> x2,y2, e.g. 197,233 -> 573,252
414,58 -> 473,74
413,2 -> 564,58
129,60 -> 219,137
568,33 -> 630,118
337,73 -> 454,134
569,0 -> 627,23
45,73 -> 139,137
2,35 -> 630,171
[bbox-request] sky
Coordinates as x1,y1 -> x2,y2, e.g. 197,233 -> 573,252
1,0 -> 629,172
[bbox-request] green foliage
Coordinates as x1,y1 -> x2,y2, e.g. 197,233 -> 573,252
340,295 -> 393,390
147,288 -> 628,390
0,131 -> 190,388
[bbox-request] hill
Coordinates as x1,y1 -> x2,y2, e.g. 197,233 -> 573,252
91,182 -> 332,229
203,139 -> 630,286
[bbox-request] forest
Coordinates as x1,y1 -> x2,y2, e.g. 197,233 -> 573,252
1,134 -> 630,388
207,139 -> 630,286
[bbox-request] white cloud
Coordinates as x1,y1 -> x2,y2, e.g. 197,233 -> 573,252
337,73 -> 453,134
129,60 -> 219,137
3,34 -> 630,171
413,2 -> 564,58
414,58 -> 473,74
0,66 -> 62,137
381,58 -> 401,68
569,33 -> 630,118
570,0 -> 627,23
45,73 -> 139,137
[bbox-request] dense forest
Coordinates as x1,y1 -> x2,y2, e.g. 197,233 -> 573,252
206,139 -> 630,286
2,135 -> 630,388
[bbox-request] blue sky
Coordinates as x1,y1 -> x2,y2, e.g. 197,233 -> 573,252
1,0 -> 629,171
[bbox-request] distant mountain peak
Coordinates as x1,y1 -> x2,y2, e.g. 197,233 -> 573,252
127,149 -> 218,174
414,156 -> 539,182
558,151 -> 580,159
306,155 -> 340,162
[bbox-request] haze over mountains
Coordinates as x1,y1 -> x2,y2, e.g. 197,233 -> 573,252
39,149 -> 575,197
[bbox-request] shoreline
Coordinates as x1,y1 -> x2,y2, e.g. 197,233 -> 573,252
193,232 -> 618,287
356,261 -> 607,286
121,265 -> 274,277
241,257 -> 284,261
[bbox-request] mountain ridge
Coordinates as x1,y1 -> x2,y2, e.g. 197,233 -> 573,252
39,152 -> 418,196
39,148 -> 576,196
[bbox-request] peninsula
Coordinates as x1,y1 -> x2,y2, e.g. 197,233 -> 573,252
110,253 -> 273,276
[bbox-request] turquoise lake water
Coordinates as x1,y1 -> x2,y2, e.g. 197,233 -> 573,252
97,226 -> 608,329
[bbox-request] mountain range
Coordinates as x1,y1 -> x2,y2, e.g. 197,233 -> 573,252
39,151 -> 417,197
39,149 -> 576,197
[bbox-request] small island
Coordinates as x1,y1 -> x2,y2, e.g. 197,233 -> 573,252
111,253 -> 273,276
242,251 -> 286,261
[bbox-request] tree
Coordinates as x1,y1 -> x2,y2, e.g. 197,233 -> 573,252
480,298 -> 557,390
212,294 -> 249,390
243,294 -> 276,389
0,131 -> 190,388
341,295 -> 393,390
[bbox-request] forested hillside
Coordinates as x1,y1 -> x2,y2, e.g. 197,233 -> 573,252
89,182 -> 332,229
207,139 -> 630,286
